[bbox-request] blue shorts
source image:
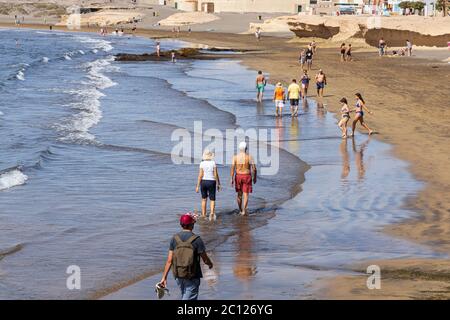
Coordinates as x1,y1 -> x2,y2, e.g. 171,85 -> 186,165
201,180 -> 216,201
316,82 -> 325,89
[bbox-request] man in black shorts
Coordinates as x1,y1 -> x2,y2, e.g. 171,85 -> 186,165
305,46 -> 313,70
288,79 -> 301,117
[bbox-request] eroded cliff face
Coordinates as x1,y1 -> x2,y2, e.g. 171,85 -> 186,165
282,17 -> 450,48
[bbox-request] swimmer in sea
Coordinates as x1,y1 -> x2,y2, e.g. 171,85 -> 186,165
338,97 -> 351,138
255,70 -> 266,103
351,93 -> 373,136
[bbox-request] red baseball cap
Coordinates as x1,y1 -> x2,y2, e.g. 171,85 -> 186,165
180,213 -> 196,226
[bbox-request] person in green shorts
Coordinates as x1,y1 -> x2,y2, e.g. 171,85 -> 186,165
256,71 -> 266,103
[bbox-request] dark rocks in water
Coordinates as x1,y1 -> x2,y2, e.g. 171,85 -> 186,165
114,47 -> 256,62
115,48 -> 205,61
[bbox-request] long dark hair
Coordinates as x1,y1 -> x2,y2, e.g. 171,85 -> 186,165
355,93 -> 365,104
340,97 -> 348,104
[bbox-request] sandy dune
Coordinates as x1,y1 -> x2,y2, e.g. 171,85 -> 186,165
158,11 -> 220,26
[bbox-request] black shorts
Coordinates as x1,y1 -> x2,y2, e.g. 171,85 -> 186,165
201,180 -> 216,201
290,99 -> 299,106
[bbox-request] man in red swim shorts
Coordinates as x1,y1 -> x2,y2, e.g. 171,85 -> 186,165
231,142 -> 257,216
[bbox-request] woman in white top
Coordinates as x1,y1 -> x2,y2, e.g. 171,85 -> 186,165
196,150 -> 221,221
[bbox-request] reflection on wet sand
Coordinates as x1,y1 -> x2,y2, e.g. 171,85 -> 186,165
233,217 -> 257,283
353,138 -> 370,181
316,101 -> 326,120
289,117 -> 300,154
256,101 -> 265,115
340,139 -> 350,180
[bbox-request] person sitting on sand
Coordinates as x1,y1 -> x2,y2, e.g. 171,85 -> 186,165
300,70 -> 310,99
195,149 -> 221,221
338,97 -> 352,138
340,43 -> 347,62
351,93 -> 373,136
159,213 -> 213,300
273,82 -> 286,117
231,142 -> 257,216
255,71 -> 266,103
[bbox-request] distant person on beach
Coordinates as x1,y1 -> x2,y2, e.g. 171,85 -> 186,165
340,43 -> 346,62
379,38 -> 386,56
231,142 -> 257,216
352,93 -> 373,136
156,42 -> 161,57
406,39 -> 412,56
338,97 -> 351,138
255,71 -> 266,102
273,82 -> 286,117
159,213 -> 213,300
346,44 -> 352,61
315,69 -> 327,99
300,70 -> 310,99
305,47 -> 313,70
288,79 -> 301,117
299,49 -> 306,70
255,27 -> 261,41
195,149 -> 221,221
171,51 -> 176,63
311,40 -> 317,53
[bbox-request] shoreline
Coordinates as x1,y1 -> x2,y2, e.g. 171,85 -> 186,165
3,23 -> 450,299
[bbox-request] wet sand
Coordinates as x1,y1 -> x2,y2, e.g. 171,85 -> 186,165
3,23 -> 449,299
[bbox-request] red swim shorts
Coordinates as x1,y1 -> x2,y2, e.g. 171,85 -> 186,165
235,174 -> 252,194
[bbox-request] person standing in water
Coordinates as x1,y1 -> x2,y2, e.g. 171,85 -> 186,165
406,39 -> 412,56
338,97 -> 351,138
300,70 -> 310,99
231,142 -> 257,216
156,41 -> 161,57
171,51 -> 176,63
195,150 -> 221,221
288,79 -> 301,117
255,71 -> 266,102
315,69 -> 327,98
352,93 -> 373,136
273,82 -> 286,117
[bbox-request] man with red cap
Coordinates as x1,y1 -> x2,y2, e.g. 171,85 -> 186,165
159,213 -> 213,300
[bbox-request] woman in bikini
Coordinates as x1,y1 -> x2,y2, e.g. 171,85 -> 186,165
300,70 -> 310,99
338,97 -> 351,138
351,93 -> 373,136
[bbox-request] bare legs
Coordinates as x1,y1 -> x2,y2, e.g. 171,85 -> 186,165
338,118 -> 349,138
202,198 -> 216,220
351,115 -> 373,136
237,191 -> 249,215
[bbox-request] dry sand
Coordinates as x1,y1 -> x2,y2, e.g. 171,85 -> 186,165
158,11 -> 220,26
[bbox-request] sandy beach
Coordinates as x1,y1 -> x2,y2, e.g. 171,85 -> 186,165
0,3 -> 449,299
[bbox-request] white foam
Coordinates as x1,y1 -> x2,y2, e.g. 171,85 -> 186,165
79,50 -> 85,55
0,169 -> 28,191
42,57 -> 49,63
0,111 -> 4,116
92,49 -> 98,54
57,57 -> 117,142
75,36 -> 113,52
64,55 -> 72,60
16,70 -> 25,81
